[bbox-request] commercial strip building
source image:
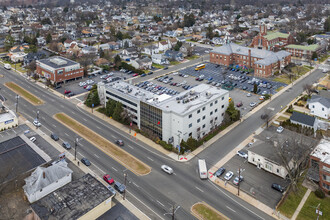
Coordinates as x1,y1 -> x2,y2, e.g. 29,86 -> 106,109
309,139 -> 330,193
210,43 -> 291,78
98,81 -> 229,147
285,44 -> 322,58
36,56 -> 84,84
250,25 -> 295,51
0,103 -> 18,131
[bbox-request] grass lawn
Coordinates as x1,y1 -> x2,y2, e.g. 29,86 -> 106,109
54,113 -> 151,176
277,181 -> 308,218
277,116 -> 289,121
187,55 -> 199,60
5,82 -> 44,105
2,60 -> 27,73
304,65 -> 314,70
273,75 -> 292,84
170,60 -> 180,65
273,66 -> 310,84
192,203 -> 229,220
319,54 -> 329,63
291,66 -> 310,76
276,86 -> 285,92
152,63 -> 164,69
297,192 -> 330,220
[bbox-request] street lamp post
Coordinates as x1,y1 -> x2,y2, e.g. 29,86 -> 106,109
123,173 -> 127,200
164,204 -> 180,220
37,110 -> 40,120
15,95 -> 19,113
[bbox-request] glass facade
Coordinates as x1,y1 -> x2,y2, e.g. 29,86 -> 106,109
140,102 -> 163,139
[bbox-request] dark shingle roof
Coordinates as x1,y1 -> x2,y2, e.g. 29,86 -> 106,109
290,111 -> 315,127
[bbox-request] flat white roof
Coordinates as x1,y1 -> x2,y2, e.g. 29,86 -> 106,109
0,111 -> 16,123
311,139 -> 330,164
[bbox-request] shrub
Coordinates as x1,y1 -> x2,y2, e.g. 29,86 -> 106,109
159,140 -> 174,151
314,188 -> 325,199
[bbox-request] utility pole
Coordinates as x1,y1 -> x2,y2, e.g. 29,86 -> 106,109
37,110 -> 39,120
15,95 -> 19,113
176,131 -> 181,160
238,165 -> 240,196
123,173 -> 127,200
164,204 -> 180,220
74,138 -> 78,160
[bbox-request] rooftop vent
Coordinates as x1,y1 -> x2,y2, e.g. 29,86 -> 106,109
49,57 -> 67,66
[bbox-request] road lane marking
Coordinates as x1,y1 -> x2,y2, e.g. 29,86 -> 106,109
42,117 -> 46,120
226,206 -> 236,213
94,154 -> 100,158
147,157 -> 154,161
128,145 -> 134,149
195,186 -> 204,193
60,104 -> 64,108
112,167 -> 118,172
52,124 -> 56,127
111,135 -> 116,139
93,164 -> 105,174
65,133 -> 69,136
157,200 -> 165,207
173,173 -> 177,176
132,182 -> 139,187
83,118 -> 87,121
96,126 -> 101,129
71,111 -> 76,115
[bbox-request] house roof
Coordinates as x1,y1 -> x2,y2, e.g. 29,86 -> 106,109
285,44 -> 320,51
310,139 -> 330,164
264,32 -> 290,40
290,111 -> 316,127
308,95 -> 330,108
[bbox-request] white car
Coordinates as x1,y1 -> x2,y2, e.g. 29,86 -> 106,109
161,165 -> 173,175
172,72 -> 179,75
250,102 -> 257,107
237,150 -> 248,159
277,126 -> 284,133
79,82 -> 87,87
183,75 -> 189,78
33,120 -> 41,127
224,171 -> 234,180
29,137 -> 36,142
246,93 -> 252,97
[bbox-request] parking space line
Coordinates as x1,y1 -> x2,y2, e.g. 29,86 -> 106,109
132,182 -> 139,188
157,200 -> 165,207
42,117 -> 46,120
112,167 -> 118,172
71,111 -> 76,115
111,135 -> 116,139
195,186 -> 204,193
96,126 -> 101,129
226,206 -> 236,213
52,124 -> 56,127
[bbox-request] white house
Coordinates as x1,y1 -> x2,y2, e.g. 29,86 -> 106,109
143,45 -> 159,55
158,40 -> 171,51
23,160 -> 73,203
308,94 -> 330,120
152,54 -> 169,65
82,46 -> 98,55
130,57 -> 152,70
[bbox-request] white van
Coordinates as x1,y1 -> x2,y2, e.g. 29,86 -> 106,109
4,64 -> 11,70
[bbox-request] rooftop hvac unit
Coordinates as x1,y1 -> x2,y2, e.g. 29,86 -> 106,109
50,57 -> 67,66
190,89 -> 195,95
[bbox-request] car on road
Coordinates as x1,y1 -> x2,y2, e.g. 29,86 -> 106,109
148,72 -> 153,75
163,67 -> 169,70
246,93 -> 251,97
114,182 -> 126,193
249,102 -> 257,107
277,126 -> 284,133
161,165 -> 173,174
214,167 -> 225,177
62,142 -> 71,149
64,90 -> 71,94
224,171 -> 234,180
33,120 -> 41,127
29,137 -> 36,142
103,174 -> 114,185
272,183 -> 284,193
51,133 -> 59,141
237,150 -> 248,159
233,176 -> 244,185
86,85 -> 92,91
81,158 -> 91,166
115,140 -> 124,146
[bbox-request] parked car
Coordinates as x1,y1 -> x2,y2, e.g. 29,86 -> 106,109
29,137 -> 36,142
114,182 -> 126,193
86,85 -> 92,91
54,84 -> 62,89
224,171 -> 234,180
64,90 -> 71,94
62,142 -> 71,149
103,174 -> 114,185
277,126 -> 284,133
81,158 -> 91,166
132,73 -> 139,77
233,176 -> 244,185
148,72 -> 153,75
272,183 -> 284,193
51,133 -> 59,141
236,102 -> 243,107
237,150 -> 248,159
246,93 -> 251,97
163,67 -> 169,70
115,140 -> 124,146
259,96 -> 265,100
214,167 -> 225,177
161,165 -> 173,174
66,92 -> 75,97
141,73 -> 146,77
249,102 -> 257,107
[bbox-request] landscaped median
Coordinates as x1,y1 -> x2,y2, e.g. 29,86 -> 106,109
191,202 -> 229,220
54,113 -> 151,176
5,82 -> 44,105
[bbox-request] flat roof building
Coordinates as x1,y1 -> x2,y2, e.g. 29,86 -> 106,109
285,44 -> 321,58
0,103 -> 18,131
36,56 -> 84,84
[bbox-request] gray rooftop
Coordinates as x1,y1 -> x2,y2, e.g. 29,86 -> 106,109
308,95 -> 330,108
31,173 -> 113,220
290,111 -> 316,127
38,56 -> 79,69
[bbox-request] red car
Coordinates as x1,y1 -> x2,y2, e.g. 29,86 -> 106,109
103,174 -> 114,184
64,90 -> 71,94
133,73 -> 139,77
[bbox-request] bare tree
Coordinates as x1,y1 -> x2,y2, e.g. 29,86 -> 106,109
303,84 -> 313,96
261,109 -> 272,128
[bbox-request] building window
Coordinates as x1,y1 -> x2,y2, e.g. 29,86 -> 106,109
210,120 -> 213,124
222,97 -> 224,100
277,169 -> 279,173
189,123 -> 192,128
197,119 -> 200,123
210,103 -> 213,107
322,108 -> 324,111
215,109 -> 218,112
210,111 -> 213,115
189,114 -> 192,118
202,124 -> 205,128
202,115 -> 206,120
215,117 -> 218,121
215,100 -> 218,104
202,107 -> 205,111
221,105 -> 224,109
189,132 -> 192,136
222,113 -> 224,116
197,109 -> 200,114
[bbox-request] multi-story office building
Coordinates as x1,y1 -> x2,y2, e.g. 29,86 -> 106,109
98,81 -> 229,147
285,44 -> 321,58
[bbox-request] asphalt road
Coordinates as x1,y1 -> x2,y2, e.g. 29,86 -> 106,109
0,66 -> 274,220
0,64 -> 324,220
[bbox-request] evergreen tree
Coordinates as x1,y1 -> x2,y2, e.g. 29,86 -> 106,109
4,34 -> 15,51
46,33 -> 52,44
324,16 -> 330,32
106,99 -> 117,117
253,84 -> 258,94
311,52 -> 318,60
114,55 -> 121,67
116,31 -> 123,40
112,102 -> 123,121
174,41 -> 182,51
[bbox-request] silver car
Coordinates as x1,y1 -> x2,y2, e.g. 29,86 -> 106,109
161,165 -> 173,175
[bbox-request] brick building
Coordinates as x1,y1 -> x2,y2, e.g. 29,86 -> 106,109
210,43 -> 291,78
309,139 -> 330,193
36,56 -> 84,84
285,44 -> 321,58
250,25 -> 295,51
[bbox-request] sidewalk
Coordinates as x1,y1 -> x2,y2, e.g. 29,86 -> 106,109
291,189 -> 311,220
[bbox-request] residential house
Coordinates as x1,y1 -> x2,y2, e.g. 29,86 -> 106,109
63,39 -> 73,48
121,48 -> 139,59
290,111 -> 318,131
7,45 -> 29,62
179,43 -> 193,57
143,45 -> 159,55
108,41 -> 120,50
308,91 -> 330,119
164,50 -> 183,61
119,39 -> 133,48
67,43 -> 81,56
309,139 -> 330,193
164,31 -> 177,38
130,57 -> 152,70
151,54 -> 169,65
176,36 -> 186,42
158,40 -> 171,51
82,46 -> 98,55
36,37 -> 46,46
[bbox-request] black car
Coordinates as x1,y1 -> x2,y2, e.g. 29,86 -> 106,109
214,167 -> 225,177
81,158 -> 91,166
114,182 -> 126,193
62,142 -> 71,149
54,84 -> 62,89
66,92 -> 75,97
163,67 -> 169,70
116,140 -> 124,146
148,71 -> 153,75
51,133 -> 59,141
272,183 -> 284,193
